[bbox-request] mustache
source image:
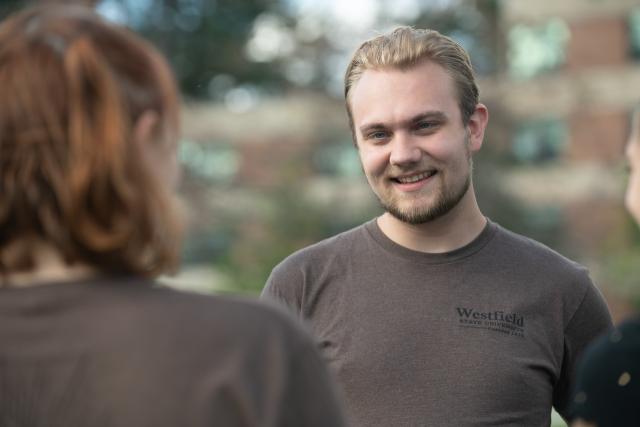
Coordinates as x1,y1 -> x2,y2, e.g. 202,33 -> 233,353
384,164 -> 441,177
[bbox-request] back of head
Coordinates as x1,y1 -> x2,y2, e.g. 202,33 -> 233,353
344,26 -> 479,132
0,5 -> 182,279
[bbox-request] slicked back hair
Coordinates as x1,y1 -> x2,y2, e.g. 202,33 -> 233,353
344,27 -> 479,138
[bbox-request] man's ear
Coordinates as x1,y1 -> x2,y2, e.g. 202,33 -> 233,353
133,110 -> 160,147
467,103 -> 489,152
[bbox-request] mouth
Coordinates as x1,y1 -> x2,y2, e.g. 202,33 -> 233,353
391,170 -> 438,184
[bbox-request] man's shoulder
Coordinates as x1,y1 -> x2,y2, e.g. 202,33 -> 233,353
492,221 -> 586,274
263,221 -> 372,305
275,221 -> 371,272
491,222 -> 611,343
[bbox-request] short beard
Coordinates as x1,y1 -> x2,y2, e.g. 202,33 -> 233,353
367,131 -> 474,225
380,169 -> 471,225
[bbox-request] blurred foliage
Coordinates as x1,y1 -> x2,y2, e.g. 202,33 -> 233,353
0,0 -> 29,19
0,0 -> 97,17
631,7 -> 640,59
597,217 -> 640,309
215,186 -> 344,294
207,139 -> 376,293
411,1 -> 499,76
0,0 -> 287,98
126,0 -> 289,98
1,0 -> 501,96
474,147 -> 568,253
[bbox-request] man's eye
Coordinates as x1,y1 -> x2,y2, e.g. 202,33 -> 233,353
416,122 -> 435,131
368,131 -> 388,140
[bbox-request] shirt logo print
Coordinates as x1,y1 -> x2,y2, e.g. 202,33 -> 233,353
455,307 -> 525,338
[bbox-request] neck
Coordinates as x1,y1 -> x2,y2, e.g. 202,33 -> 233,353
377,187 -> 487,253
2,243 -> 97,288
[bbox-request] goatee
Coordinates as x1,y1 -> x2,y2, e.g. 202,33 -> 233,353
380,173 -> 471,225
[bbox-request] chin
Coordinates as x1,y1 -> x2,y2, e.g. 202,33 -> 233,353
386,204 -> 448,225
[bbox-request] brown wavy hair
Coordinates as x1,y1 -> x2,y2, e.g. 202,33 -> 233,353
0,5 -> 183,279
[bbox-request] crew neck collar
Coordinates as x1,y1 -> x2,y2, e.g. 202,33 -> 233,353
364,217 -> 498,265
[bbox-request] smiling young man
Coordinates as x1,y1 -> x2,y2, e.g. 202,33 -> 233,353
262,27 -> 612,426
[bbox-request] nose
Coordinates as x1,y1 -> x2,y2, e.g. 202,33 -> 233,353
389,133 -> 421,166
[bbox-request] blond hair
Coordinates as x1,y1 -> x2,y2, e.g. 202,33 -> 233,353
345,27 -> 479,133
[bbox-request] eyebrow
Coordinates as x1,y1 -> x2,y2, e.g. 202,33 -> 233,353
359,111 -> 448,135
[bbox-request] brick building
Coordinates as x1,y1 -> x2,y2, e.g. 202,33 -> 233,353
481,0 -> 640,252
481,0 -> 640,320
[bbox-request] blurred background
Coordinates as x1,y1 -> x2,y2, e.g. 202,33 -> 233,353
3,0 -> 639,310
2,0 -> 638,425
2,0 -> 639,312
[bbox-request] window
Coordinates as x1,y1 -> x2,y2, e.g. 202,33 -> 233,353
508,19 -> 570,80
512,119 -> 567,164
312,140 -> 362,177
630,7 -> 640,60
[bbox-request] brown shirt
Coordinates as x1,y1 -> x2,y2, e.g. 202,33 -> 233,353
263,219 -> 612,427
0,276 -> 346,427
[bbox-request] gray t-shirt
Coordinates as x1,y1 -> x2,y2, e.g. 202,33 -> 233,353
0,276 -> 346,427
262,219 -> 612,427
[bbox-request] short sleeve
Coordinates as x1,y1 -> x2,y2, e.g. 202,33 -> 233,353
261,260 -> 304,317
553,276 -> 613,419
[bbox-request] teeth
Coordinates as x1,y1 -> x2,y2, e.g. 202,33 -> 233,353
397,171 -> 435,184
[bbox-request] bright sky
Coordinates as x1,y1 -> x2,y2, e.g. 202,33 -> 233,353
285,0 -> 458,29
99,0 -> 458,30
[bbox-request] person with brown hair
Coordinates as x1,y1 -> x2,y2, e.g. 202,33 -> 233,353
262,27 -> 613,426
570,108 -> 640,427
0,5 -> 345,426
